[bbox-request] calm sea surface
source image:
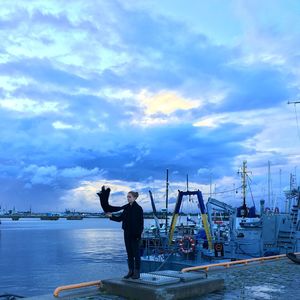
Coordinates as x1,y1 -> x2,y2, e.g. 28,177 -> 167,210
0,218 -> 299,299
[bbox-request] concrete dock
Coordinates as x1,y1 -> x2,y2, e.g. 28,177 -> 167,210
102,270 -> 224,300
24,270 -> 224,300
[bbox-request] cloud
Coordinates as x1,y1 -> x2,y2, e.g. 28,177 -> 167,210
0,1 -> 299,212
52,121 -> 81,130
61,179 -> 151,211
0,98 -> 62,114
22,165 -> 58,185
20,164 -> 102,187
0,58 -> 94,89
60,166 -> 100,178
219,66 -> 294,111
138,89 -> 201,116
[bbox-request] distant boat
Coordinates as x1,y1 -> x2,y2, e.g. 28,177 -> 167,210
40,214 -> 59,220
64,209 -> 84,220
66,215 -> 83,220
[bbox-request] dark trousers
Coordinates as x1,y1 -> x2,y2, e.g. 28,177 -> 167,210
124,232 -> 141,270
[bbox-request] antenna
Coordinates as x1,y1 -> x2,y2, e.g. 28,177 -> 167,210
288,100 -> 300,141
209,171 -> 212,198
186,174 -> 189,191
237,160 -> 252,217
186,174 -> 191,202
165,169 -> 169,233
279,168 -> 282,211
268,161 -> 271,208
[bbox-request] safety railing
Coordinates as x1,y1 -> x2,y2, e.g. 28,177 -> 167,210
53,280 -> 102,297
181,253 -> 300,273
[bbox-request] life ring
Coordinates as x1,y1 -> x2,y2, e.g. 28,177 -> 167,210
214,243 -> 223,252
178,236 -> 196,254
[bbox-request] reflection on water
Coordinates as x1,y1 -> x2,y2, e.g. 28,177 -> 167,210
71,229 -> 127,262
0,218 -> 128,297
0,218 -> 299,299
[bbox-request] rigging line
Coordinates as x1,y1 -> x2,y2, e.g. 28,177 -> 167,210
202,185 -> 243,195
247,175 -> 255,207
294,103 -> 300,141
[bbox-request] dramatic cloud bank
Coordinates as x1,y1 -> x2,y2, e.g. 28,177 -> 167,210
0,0 -> 299,212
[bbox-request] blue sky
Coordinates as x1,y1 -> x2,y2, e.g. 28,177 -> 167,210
0,0 -> 300,213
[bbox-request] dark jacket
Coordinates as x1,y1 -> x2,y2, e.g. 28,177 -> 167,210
110,201 -> 144,238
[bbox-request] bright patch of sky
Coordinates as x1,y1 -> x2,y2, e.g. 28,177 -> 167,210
138,90 -> 201,115
0,0 -> 299,213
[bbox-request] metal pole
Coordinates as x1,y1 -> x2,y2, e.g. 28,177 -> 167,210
242,161 -> 247,209
268,161 -> 271,208
165,169 -> 169,233
279,168 -> 282,211
209,172 -> 212,198
186,174 -> 189,191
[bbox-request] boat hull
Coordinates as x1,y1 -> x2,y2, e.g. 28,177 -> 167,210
286,253 -> 300,264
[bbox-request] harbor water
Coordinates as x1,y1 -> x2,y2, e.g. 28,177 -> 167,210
0,218 -> 299,299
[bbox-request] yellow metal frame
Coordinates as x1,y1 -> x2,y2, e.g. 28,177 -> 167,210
53,280 -> 102,297
168,214 -> 178,245
181,253 -> 300,273
201,214 -> 213,250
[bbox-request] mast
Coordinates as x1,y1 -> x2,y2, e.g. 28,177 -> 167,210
165,169 -> 169,233
288,100 -> 300,141
268,161 -> 271,208
209,171 -> 212,198
187,174 -> 191,202
238,160 -> 249,217
242,161 -> 247,212
288,173 -> 297,212
186,174 -> 189,225
186,174 -> 189,191
278,168 -> 282,211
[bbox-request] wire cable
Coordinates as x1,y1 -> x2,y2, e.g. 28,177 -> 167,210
202,185 -> 243,195
247,175 -> 255,207
294,103 -> 300,141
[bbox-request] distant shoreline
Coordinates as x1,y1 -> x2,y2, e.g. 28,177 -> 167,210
0,214 -> 161,220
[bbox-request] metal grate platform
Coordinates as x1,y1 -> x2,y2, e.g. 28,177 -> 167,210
124,273 -> 180,286
150,270 -> 207,282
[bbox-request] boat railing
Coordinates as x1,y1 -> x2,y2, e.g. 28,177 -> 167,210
142,234 -> 175,255
180,253 -> 300,273
53,280 -> 102,297
142,233 -> 213,259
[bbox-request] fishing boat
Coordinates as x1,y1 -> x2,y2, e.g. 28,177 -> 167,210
140,162 -> 300,272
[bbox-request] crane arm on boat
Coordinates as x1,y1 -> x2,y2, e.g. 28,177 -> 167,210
149,190 -> 161,235
168,190 -> 213,250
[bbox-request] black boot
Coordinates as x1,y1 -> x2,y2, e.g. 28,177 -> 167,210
131,269 -> 140,279
123,269 -> 133,279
